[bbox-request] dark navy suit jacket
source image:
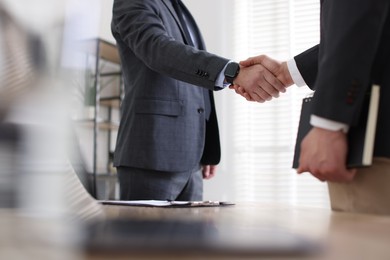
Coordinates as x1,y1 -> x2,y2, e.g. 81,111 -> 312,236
294,0 -> 390,157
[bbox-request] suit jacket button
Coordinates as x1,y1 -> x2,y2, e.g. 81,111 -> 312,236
346,97 -> 354,104
197,108 -> 204,114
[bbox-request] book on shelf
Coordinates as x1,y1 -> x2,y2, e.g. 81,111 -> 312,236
292,84 -> 380,169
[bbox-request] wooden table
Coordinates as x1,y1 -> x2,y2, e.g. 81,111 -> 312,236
2,203 -> 390,259
92,202 -> 390,259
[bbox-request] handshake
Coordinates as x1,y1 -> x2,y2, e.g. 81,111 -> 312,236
229,55 -> 294,103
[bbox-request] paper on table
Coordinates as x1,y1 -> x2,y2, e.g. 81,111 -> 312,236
99,200 -> 235,207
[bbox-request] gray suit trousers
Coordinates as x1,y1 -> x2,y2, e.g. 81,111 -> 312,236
117,165 -> 203,201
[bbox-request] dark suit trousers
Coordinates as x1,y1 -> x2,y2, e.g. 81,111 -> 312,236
117,165 -> 203,201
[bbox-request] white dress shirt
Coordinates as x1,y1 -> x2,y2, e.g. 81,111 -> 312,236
215,61 -> 232,90
287,59 -> 349,133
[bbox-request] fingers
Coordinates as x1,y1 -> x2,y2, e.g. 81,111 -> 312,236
232,63 -> 286,102
297,165 -> 356,182
239,54 -> 294,88
296,128 -> 357,183
240,55 -> 266,67
230,55 -> 290,102
230,85 -> 255,101
252,83 -> 276,101
232,84 -> 272,103
202,165 -> 209,179
208,165 -> 217,179
262,67 -> 286,94
202,165 -> 217,180
297,167 -> 327,182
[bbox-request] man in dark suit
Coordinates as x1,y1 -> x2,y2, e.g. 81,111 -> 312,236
238,0 -> 390,214
111,0 -> 286,201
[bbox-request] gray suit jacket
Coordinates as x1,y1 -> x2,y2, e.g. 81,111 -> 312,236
111,0 -> 229,172
294,0 -> 390,157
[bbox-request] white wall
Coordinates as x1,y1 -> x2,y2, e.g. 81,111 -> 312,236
182,0 -> 236,201
99,0 -> 115,43
182,0 -> 233,57
98,0 -> 236,201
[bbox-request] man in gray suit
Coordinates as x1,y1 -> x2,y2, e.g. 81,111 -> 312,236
111,0 -> 287,201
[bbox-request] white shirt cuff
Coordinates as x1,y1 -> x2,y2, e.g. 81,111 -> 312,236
287,59 -> 307,87
215,61 -> 231,90
310,115 -> 349,133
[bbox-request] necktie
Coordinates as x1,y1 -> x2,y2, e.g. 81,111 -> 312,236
171,0 -> 195,47
171,0 -> 211,120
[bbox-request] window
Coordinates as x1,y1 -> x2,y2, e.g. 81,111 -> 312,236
229,0 -> 328,207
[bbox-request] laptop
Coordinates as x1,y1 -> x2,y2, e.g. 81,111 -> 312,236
83,218 -> 322,257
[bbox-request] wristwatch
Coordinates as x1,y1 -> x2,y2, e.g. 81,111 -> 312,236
224,62 -> 240,84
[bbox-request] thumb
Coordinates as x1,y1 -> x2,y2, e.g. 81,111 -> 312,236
296,166 -> 304,174
239,58 -> 254,67
240,55 -> 265,67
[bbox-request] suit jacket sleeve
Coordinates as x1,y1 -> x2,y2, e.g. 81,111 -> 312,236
111,0 -> 229,90
294,45 -> 319,89
295,0 -> 389,125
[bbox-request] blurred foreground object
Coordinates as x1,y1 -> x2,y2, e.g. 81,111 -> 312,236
0,1 -> 104,259
0,2 -> 45,209
0,0 -> 104,219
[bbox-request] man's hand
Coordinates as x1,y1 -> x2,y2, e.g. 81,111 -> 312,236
230,55 -> 294,102
240,55 -> 294,87
297,127 -> 357,182
231,63 -> 286,103
202,165 -> 217,180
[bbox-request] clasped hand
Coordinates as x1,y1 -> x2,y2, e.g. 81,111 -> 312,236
229,55 -> 294,102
